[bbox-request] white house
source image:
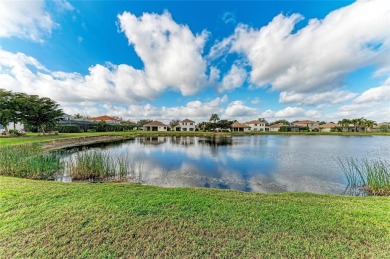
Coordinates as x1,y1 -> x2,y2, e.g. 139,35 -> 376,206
320,122 -> 339,132
268,123 -> 284,132
231,122 -> 251,132
293,120 -> 320,131
174,119 -> 196,131
143,121 -> 168,131
245,120 -> 267,132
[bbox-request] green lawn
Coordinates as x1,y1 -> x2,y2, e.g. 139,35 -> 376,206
0,132 -> 139,145
1,177 -> 389,258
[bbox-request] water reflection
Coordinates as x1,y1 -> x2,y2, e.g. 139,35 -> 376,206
60,135 -> 390,195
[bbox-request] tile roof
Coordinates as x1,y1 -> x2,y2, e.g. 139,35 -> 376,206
269,123 -> 284,128
294,120 -> 317,124
90,115 -> 120,121
232,122 -> 251,128
181,119 -> 195,123
245,120 -> 264,124
143,121 -> 168,127
321,122 -> 339,128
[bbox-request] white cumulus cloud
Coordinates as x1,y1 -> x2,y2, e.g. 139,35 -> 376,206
275,107 -> 305,118
118,10 -> 209,96
279,90 -> 357,106
224,100 -> 258,118
219,64 -> 247,92
0,11 -> 213,105
211,0 -> 390,94
0,0 -> 56,42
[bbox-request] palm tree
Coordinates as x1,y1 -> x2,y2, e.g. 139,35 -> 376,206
338,118 -> 351,132
209,114 -> 220,123
351,118 -> 361,132
364,119 -> 376,133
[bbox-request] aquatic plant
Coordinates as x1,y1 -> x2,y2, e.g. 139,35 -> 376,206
337,157 -> 390,196
0,144 -> 62,179
65,150 -> 140,182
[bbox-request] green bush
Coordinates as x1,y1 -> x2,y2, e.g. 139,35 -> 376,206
279,126 -> 289,132
8,129 -> 23,136
56,124 -> 81,133
87,129 -> 97,133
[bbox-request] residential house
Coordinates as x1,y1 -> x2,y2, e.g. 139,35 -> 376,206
268,123 -> 284,132
62,114 -> 73,121
174,119 -> 196,131
293,120 -> 320,131
370,123 -> 390,132
320,122 -> 339,132
143,121 -> 168,131
231,122 -> 251,132
90,115 -> 121,124
244,120 -> 267,132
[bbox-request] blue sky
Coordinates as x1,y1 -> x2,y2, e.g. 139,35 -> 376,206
0,0 -> 389,123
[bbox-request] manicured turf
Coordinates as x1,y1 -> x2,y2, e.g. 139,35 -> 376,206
0,177 -> 389,258
0,132 -> 139,145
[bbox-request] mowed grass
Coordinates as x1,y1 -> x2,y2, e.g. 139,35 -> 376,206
0,132 -> 139,146
1,177 -> 389,258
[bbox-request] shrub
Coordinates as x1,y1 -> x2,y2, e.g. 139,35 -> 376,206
87,129 -> 97,133
56,124 -> 81,133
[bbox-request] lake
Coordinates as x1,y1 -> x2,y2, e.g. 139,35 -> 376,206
60,135 -> 390,194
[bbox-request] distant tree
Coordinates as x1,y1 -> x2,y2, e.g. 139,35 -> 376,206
338,118 -> 351,131
351,118 -> 362,132
258,118 -> 269,125
0,89 -> 14,135
379,124 -> 390,132
319,121 -> 326,125
197,121 -> 207,131
136,119 -> 152,129
364,119 -> 376,133
112,116 -> 123,121
22,95 -> 64,134
209,114 -> 220,123
272,119 -> 290,125
217,120 -> 234,131
169,119 -> 180,128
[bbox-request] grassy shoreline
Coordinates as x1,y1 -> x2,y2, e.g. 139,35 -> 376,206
1,176 -> 389,258
1,130 -> 389,146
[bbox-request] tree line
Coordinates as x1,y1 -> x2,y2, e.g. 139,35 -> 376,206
0,89 -> 64,135
337,118 -> 376,132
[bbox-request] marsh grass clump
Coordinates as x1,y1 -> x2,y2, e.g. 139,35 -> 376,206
65,150 -> 137,182
337,157 -> 390,196
0,144 -> 62,179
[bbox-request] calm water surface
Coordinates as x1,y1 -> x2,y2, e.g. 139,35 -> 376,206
62,135 -> 390,194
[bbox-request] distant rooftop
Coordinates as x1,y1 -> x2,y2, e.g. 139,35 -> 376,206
144,121 -> 168,127
232,122 -> 251,128
90,115 -> 120,121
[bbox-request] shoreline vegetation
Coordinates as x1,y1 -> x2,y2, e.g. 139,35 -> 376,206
1,130 -> 389,148
0,177 -> 389,258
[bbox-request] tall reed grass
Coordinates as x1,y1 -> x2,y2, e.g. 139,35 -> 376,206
337,157 -> 390,196
64,150 -> 142,182
0,144 -> 62,179
0,144 -> 143,182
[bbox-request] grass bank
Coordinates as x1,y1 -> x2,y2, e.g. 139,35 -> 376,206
0,177 -> 389,258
